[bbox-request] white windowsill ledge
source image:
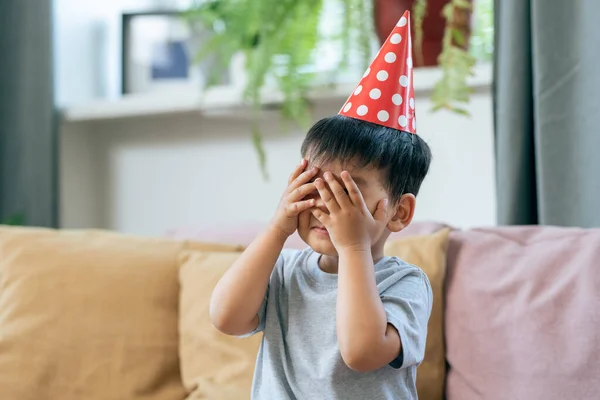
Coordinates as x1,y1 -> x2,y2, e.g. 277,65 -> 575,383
62,63 -> 492,123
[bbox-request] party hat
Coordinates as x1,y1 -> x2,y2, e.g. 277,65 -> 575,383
339,10 -> 417,134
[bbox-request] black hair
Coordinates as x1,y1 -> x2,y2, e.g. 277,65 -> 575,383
300,114 -> 432,203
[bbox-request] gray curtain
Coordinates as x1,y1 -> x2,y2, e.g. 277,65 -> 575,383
0,0 -> 57,227
494,0 -> 600,227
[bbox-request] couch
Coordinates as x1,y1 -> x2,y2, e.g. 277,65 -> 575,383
0,223 -> 598,400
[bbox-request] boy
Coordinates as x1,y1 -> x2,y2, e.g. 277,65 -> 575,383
210,10 -> 432,399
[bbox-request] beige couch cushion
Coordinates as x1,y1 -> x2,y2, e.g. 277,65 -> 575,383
385,228 -> 450,400
179,251 -> 260,400
180,228 -> 449,400
0,226 -> 240,400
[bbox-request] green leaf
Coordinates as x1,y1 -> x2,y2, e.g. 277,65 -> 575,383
252,125 -> 268,180
451,28 -> 466,46
450,107 -> 471,116
442,3 -> 455,20
412,0 -> 428,66
453,0 -> 472,10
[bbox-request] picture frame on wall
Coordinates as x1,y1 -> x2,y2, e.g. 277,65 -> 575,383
121,11 -> 231,95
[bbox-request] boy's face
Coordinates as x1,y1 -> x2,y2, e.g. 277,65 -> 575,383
297,158 -> 392,257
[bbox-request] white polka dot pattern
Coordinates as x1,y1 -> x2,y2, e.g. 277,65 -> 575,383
390,33 -> 402,44
370,88 -> 381,99
398,115 -> 408,127
384,52 -> 397,63
378,110 -> 390,122
377,70 -> 389,81
357,105 -> 368,116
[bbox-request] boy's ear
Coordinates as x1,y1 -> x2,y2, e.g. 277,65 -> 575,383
387,193 -> 416,233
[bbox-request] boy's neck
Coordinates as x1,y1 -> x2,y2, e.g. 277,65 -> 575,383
317,246 -> 385,274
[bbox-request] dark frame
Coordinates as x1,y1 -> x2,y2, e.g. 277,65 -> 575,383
121,10 -> 185,95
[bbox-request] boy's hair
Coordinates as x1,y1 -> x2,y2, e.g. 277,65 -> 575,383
300,115 -> 432,204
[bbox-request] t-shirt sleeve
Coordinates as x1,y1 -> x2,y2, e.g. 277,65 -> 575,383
239,252 -> 287,338
381,267 -> 433,369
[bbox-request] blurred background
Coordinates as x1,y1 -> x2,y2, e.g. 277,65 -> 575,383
1,0 -> 598,237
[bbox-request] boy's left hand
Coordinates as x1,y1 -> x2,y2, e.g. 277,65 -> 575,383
310,171 -> 388,252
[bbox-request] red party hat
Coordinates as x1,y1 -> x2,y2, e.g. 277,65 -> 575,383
339,10 -> 417,134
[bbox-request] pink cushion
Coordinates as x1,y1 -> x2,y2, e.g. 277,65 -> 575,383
445,226 -> 600,400
166,221 -> 447,249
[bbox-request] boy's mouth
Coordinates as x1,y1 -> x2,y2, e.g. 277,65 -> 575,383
311,226 -> 329,236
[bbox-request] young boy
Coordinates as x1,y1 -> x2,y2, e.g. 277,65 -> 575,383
210,10 -> 432,399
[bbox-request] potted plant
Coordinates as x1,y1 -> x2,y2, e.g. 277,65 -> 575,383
186,0 -> 481,174
375,0 -> 472,67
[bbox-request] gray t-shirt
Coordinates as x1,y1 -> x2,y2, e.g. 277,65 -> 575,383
248,248 -> 432,400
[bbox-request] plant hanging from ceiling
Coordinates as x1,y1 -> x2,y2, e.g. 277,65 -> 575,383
413,0 -> 477,115
186,0 -> 485,175
185,0 -> 373,178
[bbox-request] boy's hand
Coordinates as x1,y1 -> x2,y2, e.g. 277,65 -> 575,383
311,171 -> 388,252
271,159 -> 319,237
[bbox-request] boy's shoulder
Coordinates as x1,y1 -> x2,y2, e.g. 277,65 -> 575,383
374,256 -> 432,297
375,255 -> 426,276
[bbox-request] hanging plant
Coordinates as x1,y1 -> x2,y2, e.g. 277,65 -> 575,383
186,0 -> 488,175
414,0 -> 477,115
185,0 -> 373,178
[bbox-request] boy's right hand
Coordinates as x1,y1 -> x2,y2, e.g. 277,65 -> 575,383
271,159 -> 319,237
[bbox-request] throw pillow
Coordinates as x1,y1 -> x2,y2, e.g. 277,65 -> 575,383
384,227 -> 450,400
0,227 -> 189,400
179,251 -> 260,400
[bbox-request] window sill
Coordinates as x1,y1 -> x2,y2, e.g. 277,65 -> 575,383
62,63 -> 492,124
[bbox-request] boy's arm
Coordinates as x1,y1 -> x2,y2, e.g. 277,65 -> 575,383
336,249 -> 402,372
209,225 -> 288,336
210,160 -> 318,337
311,171 -> 427,372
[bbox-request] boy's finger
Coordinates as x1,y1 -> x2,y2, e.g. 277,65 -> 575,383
341,171 -> 367,210
290,166 -> 319,190
286,199 -> 316,215
310,208 -> 331,225
289,182 -> 317,202
324,172 -> 352,209
315,178 -> 340,212
314,199 -> 327,210
373,198 -> 389,223
288,159 -> 307,184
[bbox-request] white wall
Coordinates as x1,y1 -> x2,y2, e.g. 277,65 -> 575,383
60,88 -> 497,236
